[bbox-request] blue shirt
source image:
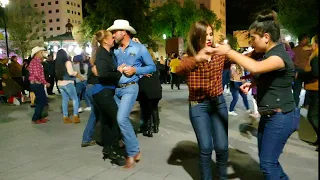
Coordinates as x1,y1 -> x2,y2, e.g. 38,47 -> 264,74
114,39 -> 156,84
92,84 -> 115,95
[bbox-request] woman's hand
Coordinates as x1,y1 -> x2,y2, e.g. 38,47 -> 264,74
194,47 -> 215,63
132,38 -> 141,44
211,44 -> 232,56
117,64 -> 126,73
92,66 -> 98,76
240,82 -> 252,95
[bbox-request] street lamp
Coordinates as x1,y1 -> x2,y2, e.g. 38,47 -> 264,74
163,34 -> 166,40
0,0 -> 9,58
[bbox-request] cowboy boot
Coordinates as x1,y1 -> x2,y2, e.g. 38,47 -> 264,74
152,108 -> 160,133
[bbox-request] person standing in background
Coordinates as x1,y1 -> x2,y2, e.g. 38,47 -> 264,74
169,53 -> 181,90
43,55 -> 56,95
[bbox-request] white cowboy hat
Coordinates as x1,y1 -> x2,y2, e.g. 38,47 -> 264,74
107,19 -> 136,34
31,46 -> 46,57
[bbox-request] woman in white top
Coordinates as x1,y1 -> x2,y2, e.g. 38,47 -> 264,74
73,55 -> 91,112
55,49 -> 84,123
228,63 -> 250,116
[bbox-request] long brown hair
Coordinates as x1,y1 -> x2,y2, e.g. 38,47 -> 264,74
90,30 -> 112,66
186,21 -> 214,56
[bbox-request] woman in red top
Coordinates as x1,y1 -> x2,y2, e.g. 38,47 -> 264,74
176,21 -> 228,180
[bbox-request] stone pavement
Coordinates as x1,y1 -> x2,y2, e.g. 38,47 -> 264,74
0,84 -> 318,180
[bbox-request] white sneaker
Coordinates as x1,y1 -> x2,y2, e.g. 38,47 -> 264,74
84,107 -> 91,111
13,97 -> 20,106
228,111 -> 238,116
246,109 -> 251,113
78,108 -> 83,113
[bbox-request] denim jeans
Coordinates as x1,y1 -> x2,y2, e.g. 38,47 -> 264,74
258,110 -> 297,180
76,81 -> 90,107
229,81 -> 249,111
30,84 -> 47,121
189,95 -> 228,180
58,83 -> 79,117
114,83 -> 139,157
222,69 -> 230,90
82,85 -> 97,143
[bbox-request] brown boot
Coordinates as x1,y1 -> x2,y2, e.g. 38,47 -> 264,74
73,115 -> 80,124
63,116 -> 72,124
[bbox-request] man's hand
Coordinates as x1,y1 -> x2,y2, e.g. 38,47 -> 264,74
143,74 -> 152,78
117,64 -> 126,73
46,83 -> 51,88
123,66 -> 136,76
240,82 -> 252,95
92,65 -> 98,76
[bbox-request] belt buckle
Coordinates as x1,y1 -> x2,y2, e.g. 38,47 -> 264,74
190,101 -> 199,106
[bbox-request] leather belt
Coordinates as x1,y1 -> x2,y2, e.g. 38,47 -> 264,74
259,108 -> 282,116
117,82 -> 136,88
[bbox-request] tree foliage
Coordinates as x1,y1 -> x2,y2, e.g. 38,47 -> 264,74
150,0 -> 222,39
277,0 -> 318,36
6,0 -> 45,58
80,0 -> 157,50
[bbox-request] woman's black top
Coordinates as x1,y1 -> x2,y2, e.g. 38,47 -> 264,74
255,44 -> 295,113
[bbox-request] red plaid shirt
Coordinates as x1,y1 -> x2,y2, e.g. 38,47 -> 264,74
176,55 -> 225,101
28,57 -> 48,85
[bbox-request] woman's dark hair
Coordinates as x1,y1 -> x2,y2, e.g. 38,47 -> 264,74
55,49 -> 69,80
187,21 -> 213,56
10,56 -> 17,62
249,10 -> 280,43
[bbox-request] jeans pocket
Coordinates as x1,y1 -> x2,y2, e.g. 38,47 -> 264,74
189,102 -> 204,118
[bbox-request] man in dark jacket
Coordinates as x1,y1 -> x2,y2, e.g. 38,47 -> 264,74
43,55 -> 56,95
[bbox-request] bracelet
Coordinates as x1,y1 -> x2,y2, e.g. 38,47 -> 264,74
225,49 -> 232,56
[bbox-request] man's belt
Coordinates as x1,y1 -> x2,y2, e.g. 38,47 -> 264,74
30,81 -> 42,84
117,82 -> 136,88
259,108 -> 282,116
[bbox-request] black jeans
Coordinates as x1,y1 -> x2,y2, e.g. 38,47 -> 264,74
30,84 -> 47,121
93,88 -> 121,148
293,69 -> 303,107
171,73 -> 180,89
46,76 -> 55,94
139,98 -> 160,125
307,91 -> 318,139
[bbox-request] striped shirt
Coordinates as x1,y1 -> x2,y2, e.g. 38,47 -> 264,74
176,55 -> 225,101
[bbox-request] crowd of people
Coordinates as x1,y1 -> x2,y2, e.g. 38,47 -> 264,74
0,8 -> 318,180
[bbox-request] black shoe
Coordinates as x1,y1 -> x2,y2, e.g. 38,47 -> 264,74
143,117 -> 153,137
30,104 -> 36,108
102,146 -> 126,166
152,108 -> 160,133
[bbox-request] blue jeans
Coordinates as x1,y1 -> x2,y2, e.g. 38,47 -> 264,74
114,83 -> 139,157
189,95 -> 228,180
76,81 -> 90,107
258,110 -> 297,180
58,83 -> 79,117
222,69 -> 230,90
82,85 -> 97,143
30,84 -> 48,121
229,81 -> 249,111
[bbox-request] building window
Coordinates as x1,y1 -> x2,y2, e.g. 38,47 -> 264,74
36,29 -> 39,32
34,4 -> 37,7
78,12 -> 80,16
43,28 -> 46,32
67,1 -> 69,5
77,4 -> 80,7
78,20 -> 81,24
56,18 -> 60,22
37,37 -> 40,40
41,11 -> 45,15
72,20 -> 74,23
41,3 -> 44,6
56,9 -> 59,13
71,2 -> 73,5
200,4 -> 205,9
49,10 -> 52,13
72,11 -> 73,14
50,28 -> 53,31
48,2 -> 51,5
49,19 -> 52,23
67,9 -> 70,13
42,20 -> 45,23
55,1 -> 58,4
43,36 -> 46,40
57,27 -> 60,30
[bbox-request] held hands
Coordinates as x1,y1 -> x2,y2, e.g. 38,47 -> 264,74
240,82 -> 252,95
194,44 -> 232,63
123,66 -> 137,76
143,74 -> 152,78
117,64 -> 126,73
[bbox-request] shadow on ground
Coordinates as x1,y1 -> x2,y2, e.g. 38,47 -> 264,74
167,140 -> 263,180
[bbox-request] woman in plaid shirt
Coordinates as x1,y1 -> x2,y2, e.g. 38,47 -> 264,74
176,21 -> 228,180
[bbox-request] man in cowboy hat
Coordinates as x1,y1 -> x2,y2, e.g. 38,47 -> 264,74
28,46 -> 50,124
107,19 -> 156,169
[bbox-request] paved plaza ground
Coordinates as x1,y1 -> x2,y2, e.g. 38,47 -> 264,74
0,84 -> 318,180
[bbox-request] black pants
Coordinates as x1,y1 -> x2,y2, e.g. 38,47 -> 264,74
293,69 -> 303,107
139,98 -> 160,124
307,91 -> 318,139
93,88 -> 120,148
46,76 -> 55,94
171,73 -> 180,89
30,84 -> 47,121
